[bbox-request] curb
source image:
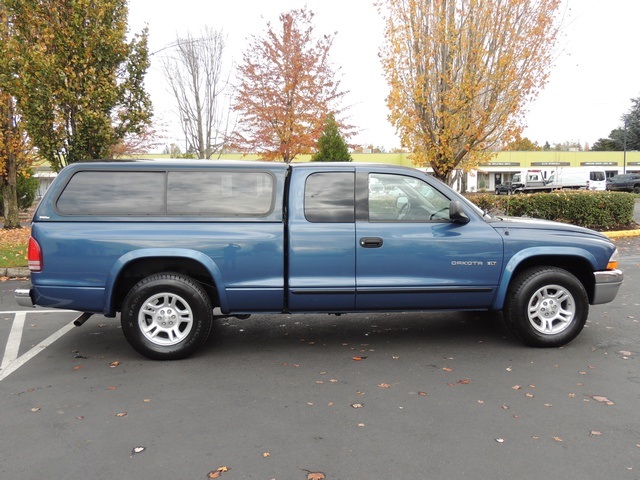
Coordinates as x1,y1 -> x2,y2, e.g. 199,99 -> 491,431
603,229 -> 640,239
1,267 -> 30,278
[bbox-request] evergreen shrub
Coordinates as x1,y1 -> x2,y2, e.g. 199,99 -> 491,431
467,191 -> 635,231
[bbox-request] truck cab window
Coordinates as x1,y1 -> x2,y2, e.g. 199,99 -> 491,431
304,172 -> 355,223
368,173 -> 450,222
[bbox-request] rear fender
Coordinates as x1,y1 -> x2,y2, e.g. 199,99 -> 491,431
103,248 -> 227,316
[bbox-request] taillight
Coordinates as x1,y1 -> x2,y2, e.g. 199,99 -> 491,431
27,236 -> 42,272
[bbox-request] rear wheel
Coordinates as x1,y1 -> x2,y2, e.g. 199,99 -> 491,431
121,273 -> 213,360
504,267 -> 588,347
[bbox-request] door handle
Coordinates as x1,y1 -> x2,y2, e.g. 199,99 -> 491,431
360,237 -> 383,248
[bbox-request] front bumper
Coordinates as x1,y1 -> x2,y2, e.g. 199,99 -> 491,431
15,288 -> 35,308
592,269 -> 624,305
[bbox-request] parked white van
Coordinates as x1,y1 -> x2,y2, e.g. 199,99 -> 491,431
547,167 -> 607,191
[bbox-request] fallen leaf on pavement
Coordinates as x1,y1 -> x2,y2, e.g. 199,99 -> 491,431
207,466 -> 229,478
307,473 -> 326,480
352,356 -> 367,361
590,395 -> 615,405
378,383 -> 391,389
109,361 -> 120,368
351,403 -> 364,409
130,446 -> 146,456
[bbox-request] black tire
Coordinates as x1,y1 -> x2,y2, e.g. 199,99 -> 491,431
503,266 -> 588,347
121,273 -> 213,360
633,185 -> 640,194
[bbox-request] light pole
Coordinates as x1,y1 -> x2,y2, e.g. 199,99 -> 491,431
623,117 -> 627,174
183,117 -> 190,156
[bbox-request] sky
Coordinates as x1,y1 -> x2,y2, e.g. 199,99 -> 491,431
127,0 -> 640,151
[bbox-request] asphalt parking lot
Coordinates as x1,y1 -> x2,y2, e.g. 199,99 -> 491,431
1,246 -> 639,480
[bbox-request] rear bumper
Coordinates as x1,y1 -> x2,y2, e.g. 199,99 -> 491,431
15,288 -> 35,308
592,269 -> 624,305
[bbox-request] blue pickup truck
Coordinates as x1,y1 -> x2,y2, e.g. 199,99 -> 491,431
16,160 -> 623,359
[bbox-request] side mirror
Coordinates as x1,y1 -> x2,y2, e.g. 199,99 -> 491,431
449,200 -> 470,224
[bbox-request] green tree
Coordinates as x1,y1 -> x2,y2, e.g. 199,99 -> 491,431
591,134 -> 623,151
0,167 -> 38,212
312,113 -> 352,162
592,98 -> 640,151
4,0 -> 152,171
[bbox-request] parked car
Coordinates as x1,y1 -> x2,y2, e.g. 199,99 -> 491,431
605,174 -> 640,193
495,181 -> 513,195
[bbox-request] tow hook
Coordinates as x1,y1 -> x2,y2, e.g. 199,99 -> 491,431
73,312 -> 93,327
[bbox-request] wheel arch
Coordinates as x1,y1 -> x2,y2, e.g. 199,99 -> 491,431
103,249 -> 227,316
492,247 -> 597,310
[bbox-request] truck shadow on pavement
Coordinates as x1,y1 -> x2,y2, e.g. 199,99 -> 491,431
203,311 -> 515,356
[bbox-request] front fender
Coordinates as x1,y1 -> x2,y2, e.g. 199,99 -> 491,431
491,246 -> 598,310
103,248 -> 228,316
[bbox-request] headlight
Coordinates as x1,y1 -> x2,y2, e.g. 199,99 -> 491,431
606,249 -> 620,270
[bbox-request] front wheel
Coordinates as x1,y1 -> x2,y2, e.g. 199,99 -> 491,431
504,267 -> 588,347
121,273 -> 213,360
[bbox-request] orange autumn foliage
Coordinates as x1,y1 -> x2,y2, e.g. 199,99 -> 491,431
232,7 -> 350,163
378,0 -> 561,183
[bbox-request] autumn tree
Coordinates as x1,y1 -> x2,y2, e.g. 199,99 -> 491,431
233,7 -> 350,163
163,27 -> 232,159
0,3 -> 33,228
503,136 -> 540,151
4,0 -> 152,171
312,113 -> 352,162
378,0 -> 561,184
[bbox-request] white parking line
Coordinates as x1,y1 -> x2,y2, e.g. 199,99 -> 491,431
1,311 -> 26,370
0,310 -> 79,382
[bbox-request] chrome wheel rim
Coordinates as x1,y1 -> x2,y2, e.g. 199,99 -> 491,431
138,292 -> 194,346
527,284 -> 576,335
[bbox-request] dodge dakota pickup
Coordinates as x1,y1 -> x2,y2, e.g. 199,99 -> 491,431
16,160 -> 623,359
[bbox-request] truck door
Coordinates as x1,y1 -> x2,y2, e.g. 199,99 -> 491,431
355,171 -> 503,310
287,169 -> 356,312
